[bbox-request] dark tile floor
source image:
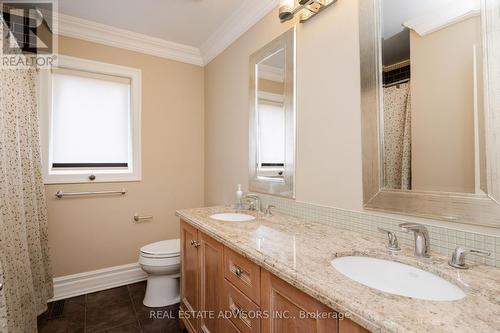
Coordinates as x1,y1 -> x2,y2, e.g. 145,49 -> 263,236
37,281 -> 184,333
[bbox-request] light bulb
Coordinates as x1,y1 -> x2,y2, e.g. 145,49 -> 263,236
279,0 -> 294,22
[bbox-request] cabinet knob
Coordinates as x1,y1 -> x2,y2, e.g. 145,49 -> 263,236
231,305 -> 242,318
234,266 -> 243,277
190,240 -> 200,248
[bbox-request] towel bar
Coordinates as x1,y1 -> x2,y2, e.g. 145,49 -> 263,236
55,189 -> 127,198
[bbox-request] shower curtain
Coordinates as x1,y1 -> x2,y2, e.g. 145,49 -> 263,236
0,67 -> 53,332
383,82 -> 412,190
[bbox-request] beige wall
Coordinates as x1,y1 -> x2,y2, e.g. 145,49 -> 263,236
204,1 -> 500,237
205,1 -> 362,209
410,17 -> 484,193
46,36 -> 204,277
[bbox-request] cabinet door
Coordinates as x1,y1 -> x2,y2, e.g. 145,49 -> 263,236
338,318 -> 370,333
180,220 -> 200,333
261,269 -> 338,333
199,232 -> 224,333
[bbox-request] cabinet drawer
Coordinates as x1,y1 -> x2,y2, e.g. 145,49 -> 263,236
223,319 -> 242,333
223,279 -> 261,333
224,247 -> 261,305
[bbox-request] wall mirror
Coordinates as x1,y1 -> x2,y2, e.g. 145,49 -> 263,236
359,0 -> 500,227
249,27 -> 296,198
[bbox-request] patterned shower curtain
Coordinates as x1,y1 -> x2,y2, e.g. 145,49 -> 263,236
0,67 -> 53,332
383,82 -> 412,190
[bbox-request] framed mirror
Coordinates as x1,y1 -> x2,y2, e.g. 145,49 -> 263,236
249,28 -> 296,198
359,0 -> 500,228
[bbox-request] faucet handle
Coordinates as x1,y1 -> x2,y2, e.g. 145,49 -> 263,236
247,200 -> 256,211
377,228 -> 401,251
448,247 -> 491,269
265,205 -> 276,217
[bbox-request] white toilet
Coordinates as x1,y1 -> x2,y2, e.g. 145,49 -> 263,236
139,239 -> 181,307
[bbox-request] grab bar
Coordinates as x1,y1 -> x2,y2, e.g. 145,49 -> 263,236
55,188 -> 127,199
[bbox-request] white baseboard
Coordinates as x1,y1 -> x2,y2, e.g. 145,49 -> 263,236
51,263 -> 147,301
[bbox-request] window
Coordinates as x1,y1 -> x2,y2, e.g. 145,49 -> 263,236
256,91 -> 286,180
258,100 -> 285,167
39,55 -> 141,183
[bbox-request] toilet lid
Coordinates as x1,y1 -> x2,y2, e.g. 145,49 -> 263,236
140,239 -> 180,258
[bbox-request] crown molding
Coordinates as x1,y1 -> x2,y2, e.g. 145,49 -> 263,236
200,0 -> 280,65
57,14 -> 204,66
403,0 -> 480,37
56,1 -> 279,67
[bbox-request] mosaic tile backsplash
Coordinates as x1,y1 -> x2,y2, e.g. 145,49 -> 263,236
257,194 -> 500,268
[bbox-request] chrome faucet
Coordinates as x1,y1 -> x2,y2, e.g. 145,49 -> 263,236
245,194 -> 262,212
399,223 -> 430,258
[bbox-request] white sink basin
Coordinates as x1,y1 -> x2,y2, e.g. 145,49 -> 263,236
331,256 -> 465,301
210,213 -> 256,222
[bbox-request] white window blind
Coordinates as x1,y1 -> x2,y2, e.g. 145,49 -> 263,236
258,101 -> 285,165
51,69 -> 131,167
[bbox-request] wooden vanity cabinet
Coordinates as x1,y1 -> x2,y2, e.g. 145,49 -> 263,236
181,220 -> 225,333
180,220 -> 370,333
180,221 -> 200,333
261,269 -> 338,333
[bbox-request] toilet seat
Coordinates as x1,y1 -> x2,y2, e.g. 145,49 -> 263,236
140,252 -> 180,259
139,254 -> 180,267
140,239 -> 180,259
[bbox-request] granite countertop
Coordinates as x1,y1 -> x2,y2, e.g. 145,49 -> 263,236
176,206 -> 500,333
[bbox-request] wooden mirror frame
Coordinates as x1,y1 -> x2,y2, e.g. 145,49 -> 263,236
359,0 -> 500,228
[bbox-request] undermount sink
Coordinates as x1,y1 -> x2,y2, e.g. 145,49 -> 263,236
210,213 -> 256,222
331,256 -> 465,301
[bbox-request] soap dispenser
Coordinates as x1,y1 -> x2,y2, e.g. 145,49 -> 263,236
235,184 -> 244,209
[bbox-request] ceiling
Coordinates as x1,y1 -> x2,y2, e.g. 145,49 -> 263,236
382,0 -> 452,39
382,0 -> 479,66
58,0 -> 244,47
261,49 -> 285,69
56,0 -> 280,65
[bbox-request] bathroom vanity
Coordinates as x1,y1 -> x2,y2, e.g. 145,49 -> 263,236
176,207 -> 500,333
178,218 -> 367,333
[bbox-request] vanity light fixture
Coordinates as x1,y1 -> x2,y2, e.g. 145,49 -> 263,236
279,0 -> 337,23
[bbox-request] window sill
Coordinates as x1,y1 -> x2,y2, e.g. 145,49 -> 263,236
43,173 -> 141,185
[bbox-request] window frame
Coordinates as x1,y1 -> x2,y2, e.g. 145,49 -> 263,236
39,55 -> 142,184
